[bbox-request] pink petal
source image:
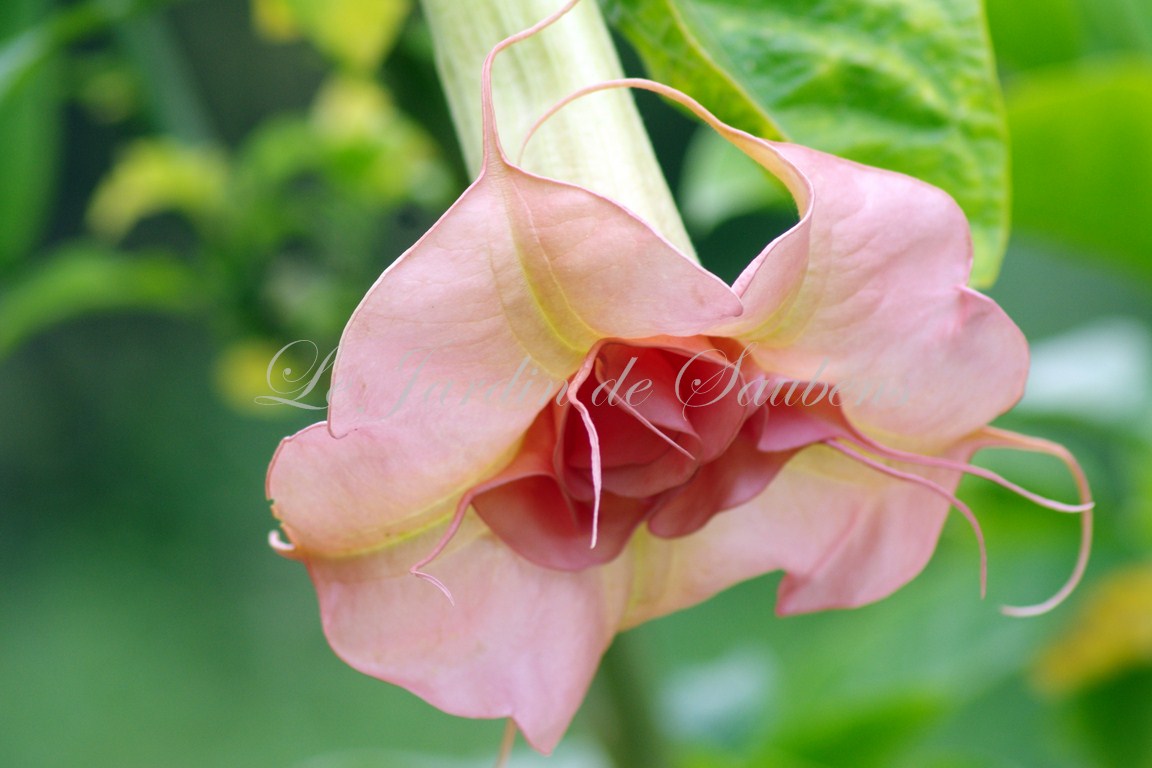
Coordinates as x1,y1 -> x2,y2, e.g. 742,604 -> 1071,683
309,163 -> 738,553
269,419 -> 632,752
471,410 -> 651,570
623,439 -> 979,626
301,515 -> 630,754
726,142 -> 1028,448
647,417 -> 794,538
267,422 -> 480,555
329,165 -> 742,437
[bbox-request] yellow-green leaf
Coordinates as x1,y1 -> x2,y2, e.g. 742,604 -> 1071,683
87,139 -> 229,240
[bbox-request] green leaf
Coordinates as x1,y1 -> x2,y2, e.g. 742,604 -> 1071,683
603,0 -> 1010,286
114,12 -> 216,143
985,0 -> 1082,72
0,7 -> 53,106
0,0 -> 177,269
0,244 -> 199,358
0,0 -> 60,269
1006,57 -> 1152,281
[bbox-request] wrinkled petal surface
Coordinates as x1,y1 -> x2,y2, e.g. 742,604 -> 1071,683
623,439 -> 979,626
305,515 -> 629,754
721,139 -> 1028,448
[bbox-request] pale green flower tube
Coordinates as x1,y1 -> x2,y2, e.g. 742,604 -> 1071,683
419,0 -> 696,260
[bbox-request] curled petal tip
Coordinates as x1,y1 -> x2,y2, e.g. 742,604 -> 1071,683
1000,603 -> 1051,619
982,430 -> 1094,619
268,529 -> 296,554
1001,510 -> 1093,619
411,568 -> 457,606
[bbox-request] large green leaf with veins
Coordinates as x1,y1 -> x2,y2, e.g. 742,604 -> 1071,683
603,0 -> 1010,287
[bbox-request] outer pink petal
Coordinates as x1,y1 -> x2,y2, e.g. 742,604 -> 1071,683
330,166 -> 741,434
303,515 -> 630,754
623,442 -> 975,626
267,422 -> 491,555
269,420 -> 634,752
723,141 -> 1028,448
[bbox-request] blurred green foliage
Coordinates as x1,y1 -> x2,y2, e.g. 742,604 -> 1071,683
1007,59 -> 1152,281
1,0 -> 1151,766
0,0 -> 61,268
0,0 -> 452,369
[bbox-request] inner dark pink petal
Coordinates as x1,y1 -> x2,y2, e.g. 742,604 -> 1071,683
596,342 -> 751,463
561,358 -> 704,499
758,391 -> 850,452
601,441 -> 699,498
647,419 -> 796,538
674,352 -> 754,463
567,374 -> 674,469
555,397 -> 597,502
596,345 -> 694,436
472,477 -> 650,571
674,346 -> 741,414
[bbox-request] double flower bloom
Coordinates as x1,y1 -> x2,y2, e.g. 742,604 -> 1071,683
266,5 -> 1092,754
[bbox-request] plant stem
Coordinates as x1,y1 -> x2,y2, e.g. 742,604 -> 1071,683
417,0 -> 695,260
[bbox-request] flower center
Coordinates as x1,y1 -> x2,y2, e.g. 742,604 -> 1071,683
470,340 -> 834,571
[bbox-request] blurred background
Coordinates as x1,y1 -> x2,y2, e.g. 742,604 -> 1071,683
1,0 -> 1150,766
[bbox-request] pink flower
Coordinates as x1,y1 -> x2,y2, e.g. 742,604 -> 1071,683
265,5 -> 1092,754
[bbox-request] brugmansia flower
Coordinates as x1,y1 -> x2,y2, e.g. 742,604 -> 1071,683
265,2 -> 1092,754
